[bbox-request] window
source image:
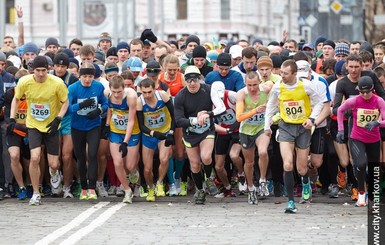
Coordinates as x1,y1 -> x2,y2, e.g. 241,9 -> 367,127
176,0 -> 187,20
221,0 -> 230,20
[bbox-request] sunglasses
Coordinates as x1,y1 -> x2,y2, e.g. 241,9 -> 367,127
186,77 -> 200,84
359,90 -> 372,94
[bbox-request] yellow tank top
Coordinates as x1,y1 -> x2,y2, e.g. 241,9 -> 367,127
279,80 -> 311,124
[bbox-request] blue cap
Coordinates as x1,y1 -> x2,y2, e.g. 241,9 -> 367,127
116,41 -> 129,52
122,57 -> 143,72
23,42 -> 39,55
93,63 -> 101,78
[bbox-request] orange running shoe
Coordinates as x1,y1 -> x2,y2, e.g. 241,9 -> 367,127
351,188 -> 358,201
337,170 -> 346,188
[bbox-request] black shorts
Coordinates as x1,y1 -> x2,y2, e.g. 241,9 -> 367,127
28,128 -> 59,155
239,130 -> 264,149
6,133 -> 31,160
329,119 -> 348,143
380,128 -> 385,141
310,127 -> 326,154
100,117 -> 107,139
183,129 -> 215,148
215,132 -> 240,155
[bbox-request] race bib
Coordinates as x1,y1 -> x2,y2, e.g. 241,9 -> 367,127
145,111 -> 166,129
357,108 -> 379,128
217,109 -> 236,126
112,112 -> 128,131
30,103 -> 50,121
15,109 -> 27,124
188,118 -> 210,134
77,96 -> 98,116
282,100 -> 306,121
245,112 -> 265,126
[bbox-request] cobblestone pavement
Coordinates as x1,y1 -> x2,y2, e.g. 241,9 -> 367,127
0,191 -> 369,245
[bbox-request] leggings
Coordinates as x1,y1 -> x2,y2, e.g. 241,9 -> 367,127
71,127 -> 101,190
349,139 -> 380,192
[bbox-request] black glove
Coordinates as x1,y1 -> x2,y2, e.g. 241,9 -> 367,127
140,29 -> 158,43
227,121 -> 240,134
336,130 -> 345,144
153,131 -> 167,140
165,133 -> 175,147
86,108 -> 102,119
365,121 -> 380,132
101,125 -> 110,139
79,98 -> 96,109
119,142 -> 128,158
46,116 -> 62,135
6,118 -> 16,135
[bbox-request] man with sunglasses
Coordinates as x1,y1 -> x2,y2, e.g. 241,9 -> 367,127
205,53 -> 244,92
174,66 -> 226,204
336,76 -> 385,207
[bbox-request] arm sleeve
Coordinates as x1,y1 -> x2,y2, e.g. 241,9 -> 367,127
210,85 -> 226,116
264,84 -> 279,131
174,94 -> 191,128
305,81 -> 323,119
337,98 -> 355,131
332,81 -> 344,115
236,101 -> 255,122
136,110 -> 152,135
165,99 -> 176,131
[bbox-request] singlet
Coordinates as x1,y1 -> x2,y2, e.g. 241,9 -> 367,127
216,90 -> 237,135
140,91 -> 171,134
14,99 -> 28,137
159,72 -> 184,97
109,96 -> 140,135
279,80 -> 311,124
239,90 -> 268,135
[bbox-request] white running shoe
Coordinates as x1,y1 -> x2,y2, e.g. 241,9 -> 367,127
50,170 -> 62,189
63,186 -> 74,198
29,193 -> 41,206
123,188 -> 133,204
96,181 -> 108,197
169,184 -> 178,196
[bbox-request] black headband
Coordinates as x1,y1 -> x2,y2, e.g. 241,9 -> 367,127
79,68 -> 95,77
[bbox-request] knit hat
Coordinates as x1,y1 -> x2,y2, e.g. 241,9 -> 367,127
69,57 -> 79,67
106,47 -> 118,57
184,65 -> 201,80
0,52 -> 5,62
270,55 -> 283,68
93,63 -> 101,78
32,56 -> 48,69
95,50 -> 105,63
98,33 -> 112,43
45,37 -> 59,48
358,76 -> 373,92
335,43 -> 349,56
360,42 -> 374,58
323,40 -> 336,49
23,42 -> 39,55
268,41 -> 280,46
185,35 -> 200,46
315,36 -> 327,47
217,53 -> 231,66
45,56 -> 53,67
61,48 -> 74,58
252,38 -> 263,46
257,56 -> 273,69
207,50 -> 219,62
146,60 -> 161,76
192,45 -> 206,58
116,41 -> 129,52
334,60 -> 346,75
53,52 -> 69,66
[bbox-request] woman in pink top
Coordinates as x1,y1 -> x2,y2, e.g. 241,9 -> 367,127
336,76 -> 385,207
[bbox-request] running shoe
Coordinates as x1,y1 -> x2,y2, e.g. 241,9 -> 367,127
268,181 -> 274,194
175,178 -> 181,194
87,189 -> 97,200
337,169 -> 346,188
248,188 -> 258,205
169,184 -> 177,196
50,170 -> 62,189
116,185 -> 124,197
146,188 -> 155,202
0,187 -> 5,200
51,183 -> 62,196
259,181 -> 269,197
96,181 -> 108,197
140,186 -> 148,197
179,182 -> 187,196
7,183 -> 16,198
79,189 -> 88,200
301,181 -> 312,203
238,175 -> 247,194
108,185 -> 117,196
351,188 -> 358,201
123,188 -> 133,204
231,176 -> 238,187
328,184 -> 339,198
156,183 -> 166,197
72,180 -> 82,197
285,200 -> 297,213
205,178 -> 218,195
133,184 -> 140,197
215,187 -> 236,198
17,187 -> 27,200
355,192 -> 367,207
194,189 -> 206,204
29,193 -> 41,206
63,186 -> 74,198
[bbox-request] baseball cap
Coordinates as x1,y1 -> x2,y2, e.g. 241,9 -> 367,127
229,45 -> 243,59
146,60 -> 161,76
184,66 -> 201,80
217,53 -> 231,66
296,60 -> 311,78
123,57 -> 143,72
302,43 -> 314,51
358,76 -> 374,92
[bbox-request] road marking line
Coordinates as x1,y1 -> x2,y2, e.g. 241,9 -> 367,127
59,203 -> 127,245
34,202 -> 110,245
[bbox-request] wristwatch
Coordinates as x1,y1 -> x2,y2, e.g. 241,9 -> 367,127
309,118 -> 315,125
169,130 -> 174,135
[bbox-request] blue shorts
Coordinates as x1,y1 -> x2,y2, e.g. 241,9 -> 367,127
59,114 -> 71,136
110,132 -> 140,146
142,133 -> 161,150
